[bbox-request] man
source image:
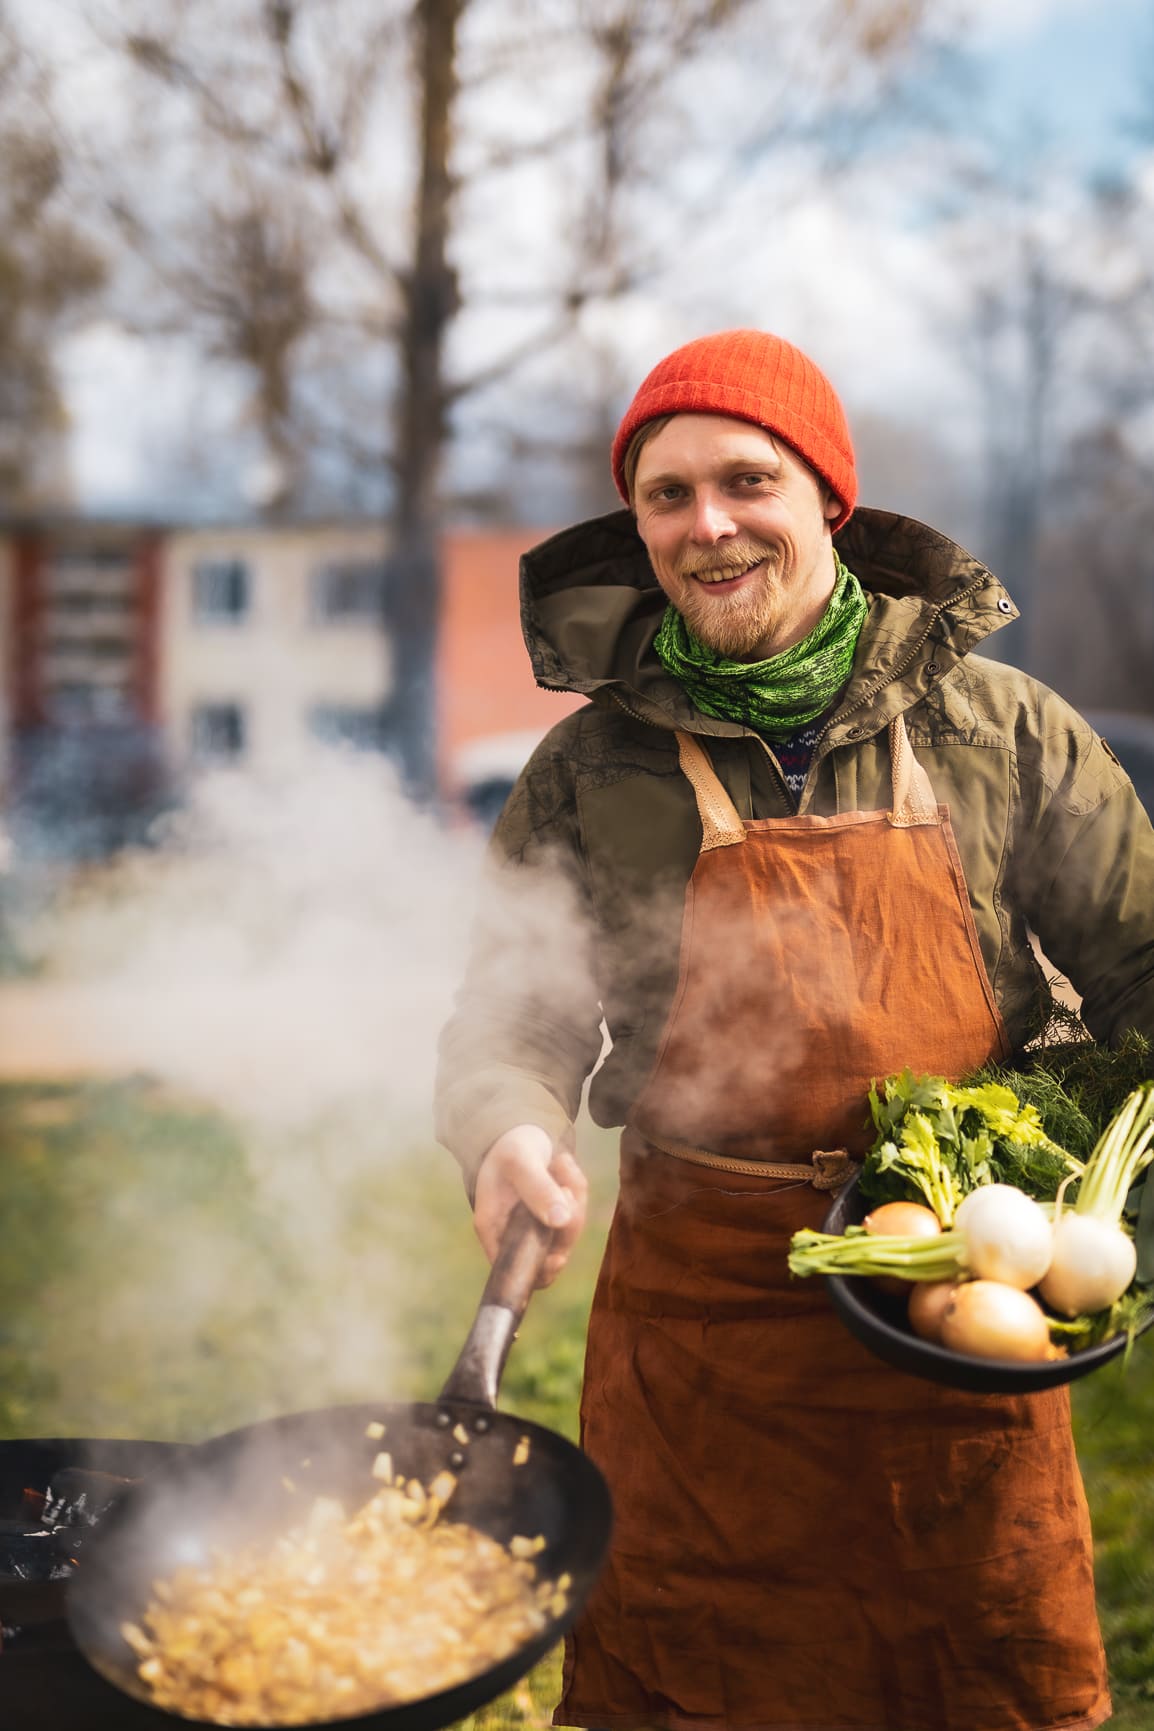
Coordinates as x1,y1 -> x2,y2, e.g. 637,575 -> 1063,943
436,329 -> 1154,1731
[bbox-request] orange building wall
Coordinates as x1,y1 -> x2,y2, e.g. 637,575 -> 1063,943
437,529 -> 584,792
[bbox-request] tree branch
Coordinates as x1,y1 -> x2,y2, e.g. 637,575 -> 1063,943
261,0 -> 401,286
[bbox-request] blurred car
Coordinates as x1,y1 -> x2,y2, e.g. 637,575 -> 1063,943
449,730 -> 546,831
1083,711 -> 1154,818
8,722 -> 173,860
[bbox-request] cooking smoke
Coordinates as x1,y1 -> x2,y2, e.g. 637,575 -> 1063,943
0,745 -> 597,1434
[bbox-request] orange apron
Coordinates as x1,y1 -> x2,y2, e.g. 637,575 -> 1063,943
556,718 -> 1109,1731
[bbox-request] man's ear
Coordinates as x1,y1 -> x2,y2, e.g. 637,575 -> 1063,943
821,486 -> 841,524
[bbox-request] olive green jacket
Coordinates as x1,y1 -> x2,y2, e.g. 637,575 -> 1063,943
436,507 -> 1154,1187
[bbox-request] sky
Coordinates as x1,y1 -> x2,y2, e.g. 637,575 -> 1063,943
53,0 -> 1154,518
964,0 -> 1151,178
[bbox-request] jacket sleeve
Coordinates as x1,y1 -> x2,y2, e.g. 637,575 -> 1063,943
434,719 -> 605,1196
1008,703 -> 1154,1045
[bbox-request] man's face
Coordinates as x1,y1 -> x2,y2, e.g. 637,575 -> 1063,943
632,414 -> 841,661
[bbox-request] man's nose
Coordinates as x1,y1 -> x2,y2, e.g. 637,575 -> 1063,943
688,491 -> 736,545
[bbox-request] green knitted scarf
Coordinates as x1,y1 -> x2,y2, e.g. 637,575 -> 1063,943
653,554 -> 867,737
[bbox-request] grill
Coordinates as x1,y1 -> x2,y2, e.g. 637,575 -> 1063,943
0,1437 -> 185,1729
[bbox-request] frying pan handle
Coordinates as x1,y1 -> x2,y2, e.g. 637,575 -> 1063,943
480,1201 -> 554,1310
438,1204 -> 553,1409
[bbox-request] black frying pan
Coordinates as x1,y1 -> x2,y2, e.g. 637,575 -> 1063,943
66,1208 -> 613,1729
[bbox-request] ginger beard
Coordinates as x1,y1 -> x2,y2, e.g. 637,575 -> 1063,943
667,535 -> 787,659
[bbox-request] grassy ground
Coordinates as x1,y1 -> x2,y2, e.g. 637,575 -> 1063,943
1,1078 -> 1150,1727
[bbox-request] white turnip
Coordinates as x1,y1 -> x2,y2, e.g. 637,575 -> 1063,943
952,1184 -> 1053,1290
1039,1086 -> 1154,1318
1041,1214 -> 1139,1317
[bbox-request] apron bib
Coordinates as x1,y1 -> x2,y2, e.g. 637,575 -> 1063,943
556,719 -> 1109,1731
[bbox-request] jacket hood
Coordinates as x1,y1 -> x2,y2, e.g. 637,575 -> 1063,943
518,506 -> 1019,739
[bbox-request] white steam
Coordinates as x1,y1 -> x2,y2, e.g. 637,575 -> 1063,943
0,746 -> 609,1428
6,749 -> 486,1139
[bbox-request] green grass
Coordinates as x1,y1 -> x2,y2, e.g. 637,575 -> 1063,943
1071,1355 -> 1154,1727
1,1078 -> 1150,1727
0,1077 -> 618,1443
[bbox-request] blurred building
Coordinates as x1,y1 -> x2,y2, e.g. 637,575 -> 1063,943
164,523 -> 393,771
0,517 -> 581,851
438,529 -> 584,826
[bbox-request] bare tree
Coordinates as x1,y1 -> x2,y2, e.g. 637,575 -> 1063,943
386,0 -> 463,799
924,149 -> 1099,672
0,8 -> 105,509
79,0 -> 937,796
974,224 -> 1083,670
1039,426 -> 1154,712
1037,172 -> 1154,709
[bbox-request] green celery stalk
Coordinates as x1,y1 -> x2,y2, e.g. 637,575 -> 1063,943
788,1228 -> 967,1283
1069,1084 -> 1154,1224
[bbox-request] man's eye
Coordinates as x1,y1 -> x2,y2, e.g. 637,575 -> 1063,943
734,473 -> 768,488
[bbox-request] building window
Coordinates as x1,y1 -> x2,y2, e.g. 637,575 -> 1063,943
49,546 -> 135,582
52,590 -> 135,616
308,703 -> 384,752
44,634 -> 131,662
191,702 -> 246,760
47,683 -> 133,726
52,545 -> 131,569
192,559 -> 251,622
310,560 -> 386,623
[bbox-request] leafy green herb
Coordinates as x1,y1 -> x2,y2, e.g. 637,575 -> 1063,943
969,1030 -> 1153,1163
860,1069 -> 1081,1225
1046,1286 -> 1154,1356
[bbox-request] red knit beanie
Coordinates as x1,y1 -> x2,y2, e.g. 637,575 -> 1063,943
611,328 -> 857,530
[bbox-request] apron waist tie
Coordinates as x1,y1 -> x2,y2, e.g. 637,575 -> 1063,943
642,1131 -> 860,1191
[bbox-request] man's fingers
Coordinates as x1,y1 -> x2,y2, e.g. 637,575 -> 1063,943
507,1159 -> 573,1230
550,1148 -> 588,1203
550,1185 -> 581,1244
538,1249 -> 569,1288
473,1127 -> 589,1283
473,1167 -> 566,1260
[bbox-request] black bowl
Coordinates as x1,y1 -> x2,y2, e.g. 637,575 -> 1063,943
822,1173 -> 1154,1395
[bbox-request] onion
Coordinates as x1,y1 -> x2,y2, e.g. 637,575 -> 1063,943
863,1201 -> 942,1236
864,1202 -> 942,1295
1038,1214 -> 1138,1318
939,1280 -> 1052,1362
907,1279 -> 960,1344
953,1184 -> 1052,1289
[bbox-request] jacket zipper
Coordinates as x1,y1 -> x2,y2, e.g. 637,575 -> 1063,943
796,578 -> 991,809
607,689 -> 795,809
813,578 -> 989,750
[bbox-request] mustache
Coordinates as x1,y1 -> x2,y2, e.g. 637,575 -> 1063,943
677,538 -> 776,579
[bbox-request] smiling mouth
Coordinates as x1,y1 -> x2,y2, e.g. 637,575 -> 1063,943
691,559 -> 764,590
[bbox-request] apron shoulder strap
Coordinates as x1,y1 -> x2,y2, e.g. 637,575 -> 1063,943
888,714 -> 939,827
676,718 -> 936,838
674,732 -> 745,850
